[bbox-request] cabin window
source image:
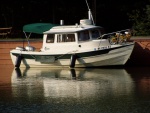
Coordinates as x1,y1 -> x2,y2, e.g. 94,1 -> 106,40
57,34 -> 75,43
91,29 -> 100,39
78,31 -> 90,41
46,34 -> 55,43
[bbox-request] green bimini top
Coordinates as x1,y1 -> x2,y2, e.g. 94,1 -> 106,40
23,23 -> 58,34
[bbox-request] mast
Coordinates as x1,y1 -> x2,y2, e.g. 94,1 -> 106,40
85,0 -> 95,25
93,0 -> 96,24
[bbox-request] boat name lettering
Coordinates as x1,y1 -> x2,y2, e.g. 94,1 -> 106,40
100,46 -> 111,50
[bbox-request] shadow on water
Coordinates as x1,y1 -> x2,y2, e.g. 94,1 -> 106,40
126,67 -> 150,97
1,66 -> 150,113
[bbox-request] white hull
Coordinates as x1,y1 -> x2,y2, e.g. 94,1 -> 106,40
10,43 -> 134,68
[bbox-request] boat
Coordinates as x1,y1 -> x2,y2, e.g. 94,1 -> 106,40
10,1 -> 134,68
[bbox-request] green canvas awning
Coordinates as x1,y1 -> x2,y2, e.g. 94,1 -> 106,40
23,23 -> 57,34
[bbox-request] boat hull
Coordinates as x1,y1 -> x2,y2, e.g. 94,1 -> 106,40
10,43 -> 134,68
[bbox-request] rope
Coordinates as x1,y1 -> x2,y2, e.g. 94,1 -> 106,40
56,50 -> 78,60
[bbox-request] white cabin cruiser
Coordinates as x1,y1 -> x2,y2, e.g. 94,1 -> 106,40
10,9 -> 134,68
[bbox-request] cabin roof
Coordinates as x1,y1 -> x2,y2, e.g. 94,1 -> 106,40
44,25 -> 102,34
22,23 -> 103,34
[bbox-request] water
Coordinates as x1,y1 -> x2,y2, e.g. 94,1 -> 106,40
0,66 -> 150,113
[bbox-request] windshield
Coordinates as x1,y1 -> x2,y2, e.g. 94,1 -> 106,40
91,29 -> 101,39
78,30 -> 90,41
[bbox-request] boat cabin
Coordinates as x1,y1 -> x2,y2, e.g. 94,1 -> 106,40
44,27 -> 102,43
40,19 -> 106,52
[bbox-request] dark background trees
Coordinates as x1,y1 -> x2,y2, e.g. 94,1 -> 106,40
0,0 -> 150,36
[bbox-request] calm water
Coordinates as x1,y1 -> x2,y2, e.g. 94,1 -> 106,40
0,66 -> 150,113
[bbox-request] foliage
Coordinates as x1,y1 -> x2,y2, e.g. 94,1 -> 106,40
1,0 -> 150,37
128,5 -> 150,36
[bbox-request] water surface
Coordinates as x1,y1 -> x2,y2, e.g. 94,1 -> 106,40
0,65 -> 150,113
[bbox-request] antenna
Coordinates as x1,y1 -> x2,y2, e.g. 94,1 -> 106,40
85,0 -> 90,10
85,0 -> 95,25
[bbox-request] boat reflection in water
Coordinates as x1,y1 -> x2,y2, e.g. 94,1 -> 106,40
11,67 -> 134,99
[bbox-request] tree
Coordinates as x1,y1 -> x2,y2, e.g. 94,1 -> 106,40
128,4 -> 150,36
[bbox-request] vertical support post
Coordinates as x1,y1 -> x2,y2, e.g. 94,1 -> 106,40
70,54 -> 77,68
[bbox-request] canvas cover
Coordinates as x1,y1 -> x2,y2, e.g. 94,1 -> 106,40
23,23 -> 57,34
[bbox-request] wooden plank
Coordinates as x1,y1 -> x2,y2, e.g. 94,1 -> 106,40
0,41 -> 42,49
0,33 -> 7,35
0,49 -> 12,53
0,54 -> 11,60
0,60 -> 13,65
0,27 -> 12,30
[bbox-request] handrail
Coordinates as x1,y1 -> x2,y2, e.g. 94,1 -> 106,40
100,29 -> 131,38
